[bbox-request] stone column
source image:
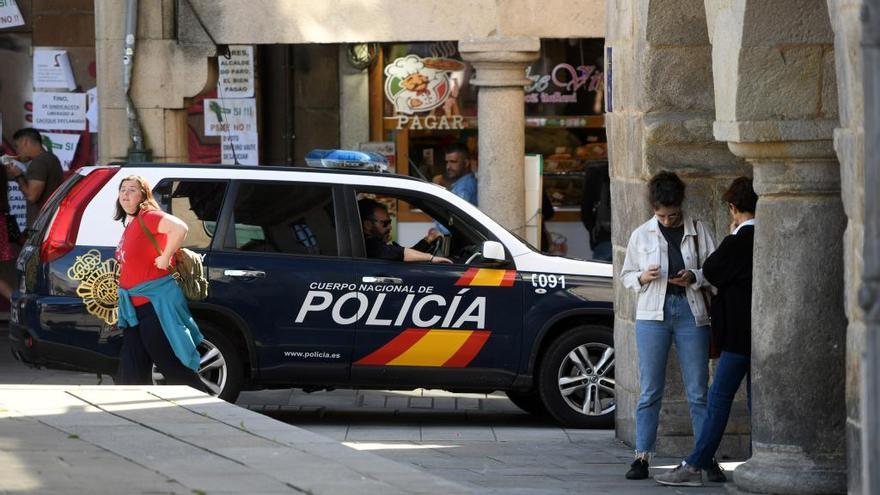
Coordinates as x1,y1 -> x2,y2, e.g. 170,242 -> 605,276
723,140 -> 848,494
459,38 -> 539,236
860,1 -> 880,494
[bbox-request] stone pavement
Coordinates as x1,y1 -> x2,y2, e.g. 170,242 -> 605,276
1,328 -> 734,493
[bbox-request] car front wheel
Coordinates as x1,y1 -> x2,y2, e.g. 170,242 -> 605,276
537,325 -> 615,428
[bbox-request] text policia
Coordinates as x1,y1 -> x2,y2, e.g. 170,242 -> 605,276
295,282 -> 486,329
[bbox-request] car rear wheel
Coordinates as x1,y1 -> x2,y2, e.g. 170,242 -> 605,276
152,323 -> 244,403
538,325 -> 615,428
505,390 -> 547,416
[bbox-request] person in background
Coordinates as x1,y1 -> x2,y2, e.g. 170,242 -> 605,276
0,162 -> 19,301
6,128 -> 63,230
114,175 -> 207,392
581,161 -> 612,261
441,142 -> 478,206
358,198 -> 452,264
619,170 -> 722,481
654,177 -> 757,487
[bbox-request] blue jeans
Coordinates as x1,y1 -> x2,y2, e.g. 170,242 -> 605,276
635,293 -> 710,454
686,351 -> 750,469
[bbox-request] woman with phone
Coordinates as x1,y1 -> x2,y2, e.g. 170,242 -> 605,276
620,171 -> 720,481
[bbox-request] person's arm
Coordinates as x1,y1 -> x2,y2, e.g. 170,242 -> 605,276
702,233 -> 748,289
621,229 -> 652,292
7,164 -> 46,203
155,212 -> 188,270
403,247 -> 451,264
688,221 -> 717,290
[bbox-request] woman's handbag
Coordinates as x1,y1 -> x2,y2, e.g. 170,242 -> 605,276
693,220 -> 721,359
6,213 -> 21,245
137,215 -> 209,301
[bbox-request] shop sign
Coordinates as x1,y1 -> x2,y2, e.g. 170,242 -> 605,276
384,54 -> 466,130
0,0 -> 24,29
218,45 -> 254,98
33,92 -> 87,131
203,98 -> 257,136
524,63 -> 603,105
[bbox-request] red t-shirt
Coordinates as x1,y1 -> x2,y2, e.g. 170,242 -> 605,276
116,210 -> 177,307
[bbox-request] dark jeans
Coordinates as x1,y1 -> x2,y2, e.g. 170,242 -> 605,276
685,351 -> 750,469
117,302 -> 206,392
592,240 -> 612,261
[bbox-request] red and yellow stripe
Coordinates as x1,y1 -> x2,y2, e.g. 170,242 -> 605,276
455,268 -> 516,287
355,329 -> 490,368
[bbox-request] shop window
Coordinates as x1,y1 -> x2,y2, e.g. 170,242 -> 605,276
153,180 -> 228,250
230,182 -> 338,256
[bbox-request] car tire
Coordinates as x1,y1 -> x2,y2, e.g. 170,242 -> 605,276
505,390 -> 547,416
537,325 -> 615,429
152,322 -> 245,403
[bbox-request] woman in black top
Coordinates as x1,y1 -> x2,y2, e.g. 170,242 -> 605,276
654,177 -> 757,487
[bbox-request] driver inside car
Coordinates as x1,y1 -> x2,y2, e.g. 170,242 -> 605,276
358,198 -> 453,264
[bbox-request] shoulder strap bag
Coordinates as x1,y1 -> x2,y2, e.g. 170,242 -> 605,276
136,214 -> 209,301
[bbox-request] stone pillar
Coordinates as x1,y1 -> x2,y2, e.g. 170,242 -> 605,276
459,38 -> 539,236
859,1 -> 880,494
705,1 -> 847,492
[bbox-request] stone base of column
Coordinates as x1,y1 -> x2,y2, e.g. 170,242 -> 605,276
733,448 -> 846,495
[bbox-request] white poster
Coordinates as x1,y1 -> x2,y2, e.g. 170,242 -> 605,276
0,0 -> 25,29
33,49 -> 77,90
42,133 -> 80,171
86,87 -> 98,130
7,182 -> 25,233
33,92 -> 87,131
203,98 -> 257,136
221,133 -> 259,165
218,45 -> 254,98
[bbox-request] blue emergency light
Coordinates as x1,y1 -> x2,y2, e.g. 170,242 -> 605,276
305,149 -> 388,172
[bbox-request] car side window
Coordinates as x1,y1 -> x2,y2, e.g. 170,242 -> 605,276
154,180 -> 228,249
231,182 -> 338,256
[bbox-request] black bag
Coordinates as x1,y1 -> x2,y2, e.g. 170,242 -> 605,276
6,213 -> 21,245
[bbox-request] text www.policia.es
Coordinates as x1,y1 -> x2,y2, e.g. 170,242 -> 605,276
284,351 -> 341,359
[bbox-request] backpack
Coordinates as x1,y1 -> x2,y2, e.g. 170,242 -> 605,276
137,215 -> 209,301
591,177 -> 612,241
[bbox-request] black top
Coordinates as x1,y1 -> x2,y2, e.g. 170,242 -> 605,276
364,236 -> 405,261
579,162 -> 610,248
702,225 -> 754,356
658,223 -> 685,295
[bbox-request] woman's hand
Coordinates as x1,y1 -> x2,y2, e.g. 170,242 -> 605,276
668,270 -> 695,287
154,253 -> 172,270
638,264 -> 661,285
430,255 -> 453,264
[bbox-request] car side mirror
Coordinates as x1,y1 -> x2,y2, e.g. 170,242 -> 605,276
482,241 -> 506,262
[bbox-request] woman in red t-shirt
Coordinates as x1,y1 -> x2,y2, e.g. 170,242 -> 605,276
114,175 -> 205,391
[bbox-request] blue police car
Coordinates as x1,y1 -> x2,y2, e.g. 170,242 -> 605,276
9,150 -> 615,428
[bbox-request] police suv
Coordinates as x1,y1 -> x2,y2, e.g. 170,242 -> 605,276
9,150 -> 615,428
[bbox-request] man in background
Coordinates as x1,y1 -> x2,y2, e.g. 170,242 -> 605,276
442,142 -> 477,206
7,128 -> 64,229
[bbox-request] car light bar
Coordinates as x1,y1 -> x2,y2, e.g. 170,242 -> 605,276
305,149 -> 388,172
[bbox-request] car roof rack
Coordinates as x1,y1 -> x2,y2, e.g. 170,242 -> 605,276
304,149 -> 388,172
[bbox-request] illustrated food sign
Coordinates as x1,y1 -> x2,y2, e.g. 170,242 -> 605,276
384,55 -> 465,130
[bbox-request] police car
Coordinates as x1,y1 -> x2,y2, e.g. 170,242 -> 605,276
9,150 -> 615,428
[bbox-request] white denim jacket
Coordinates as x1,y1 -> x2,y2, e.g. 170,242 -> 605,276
620,215 -> 716,326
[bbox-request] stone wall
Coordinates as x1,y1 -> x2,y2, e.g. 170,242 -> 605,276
826,1 -> 866,493
606,0 -> 749,458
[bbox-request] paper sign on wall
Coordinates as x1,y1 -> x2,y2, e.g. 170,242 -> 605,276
0,0 -> 25,29
42,133 -> 80,171
33,92 -> 86,131
33,49 -> 77,90
203,98 -> 256,136
221,133 -> 259,165
7,182 -> 25,233
86,87 -> 98,130
218,46 -> 254,98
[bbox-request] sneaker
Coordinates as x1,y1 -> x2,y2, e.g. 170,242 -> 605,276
654,462 -> 703,487
625,458 -> 650,480
706,459 -> 727,482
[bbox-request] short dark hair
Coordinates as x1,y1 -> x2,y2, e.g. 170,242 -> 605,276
723,177 -> 757,214
357,197 -> 386,221
648,170 -> 686,208
444,142 -> 469,158
12,127 -> 42,146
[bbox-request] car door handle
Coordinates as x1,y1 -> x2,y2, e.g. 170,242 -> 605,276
224,269 -> 266,278
362,276 -> 403,284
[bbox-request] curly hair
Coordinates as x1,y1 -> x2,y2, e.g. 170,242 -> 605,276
648,170 -> 686,208
723,177 -> 757,214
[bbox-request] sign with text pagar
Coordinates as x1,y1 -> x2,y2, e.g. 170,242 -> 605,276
203,98 -> 257,136
0,0 -> 24,29
33,92 -> 87,131
218,45 -> 254,98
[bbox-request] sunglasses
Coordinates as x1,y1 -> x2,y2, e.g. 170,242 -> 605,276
371,219 -> 392,227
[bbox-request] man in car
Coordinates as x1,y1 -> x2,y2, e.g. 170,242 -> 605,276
7,128 -> 64,229
359,198 -> 452,264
